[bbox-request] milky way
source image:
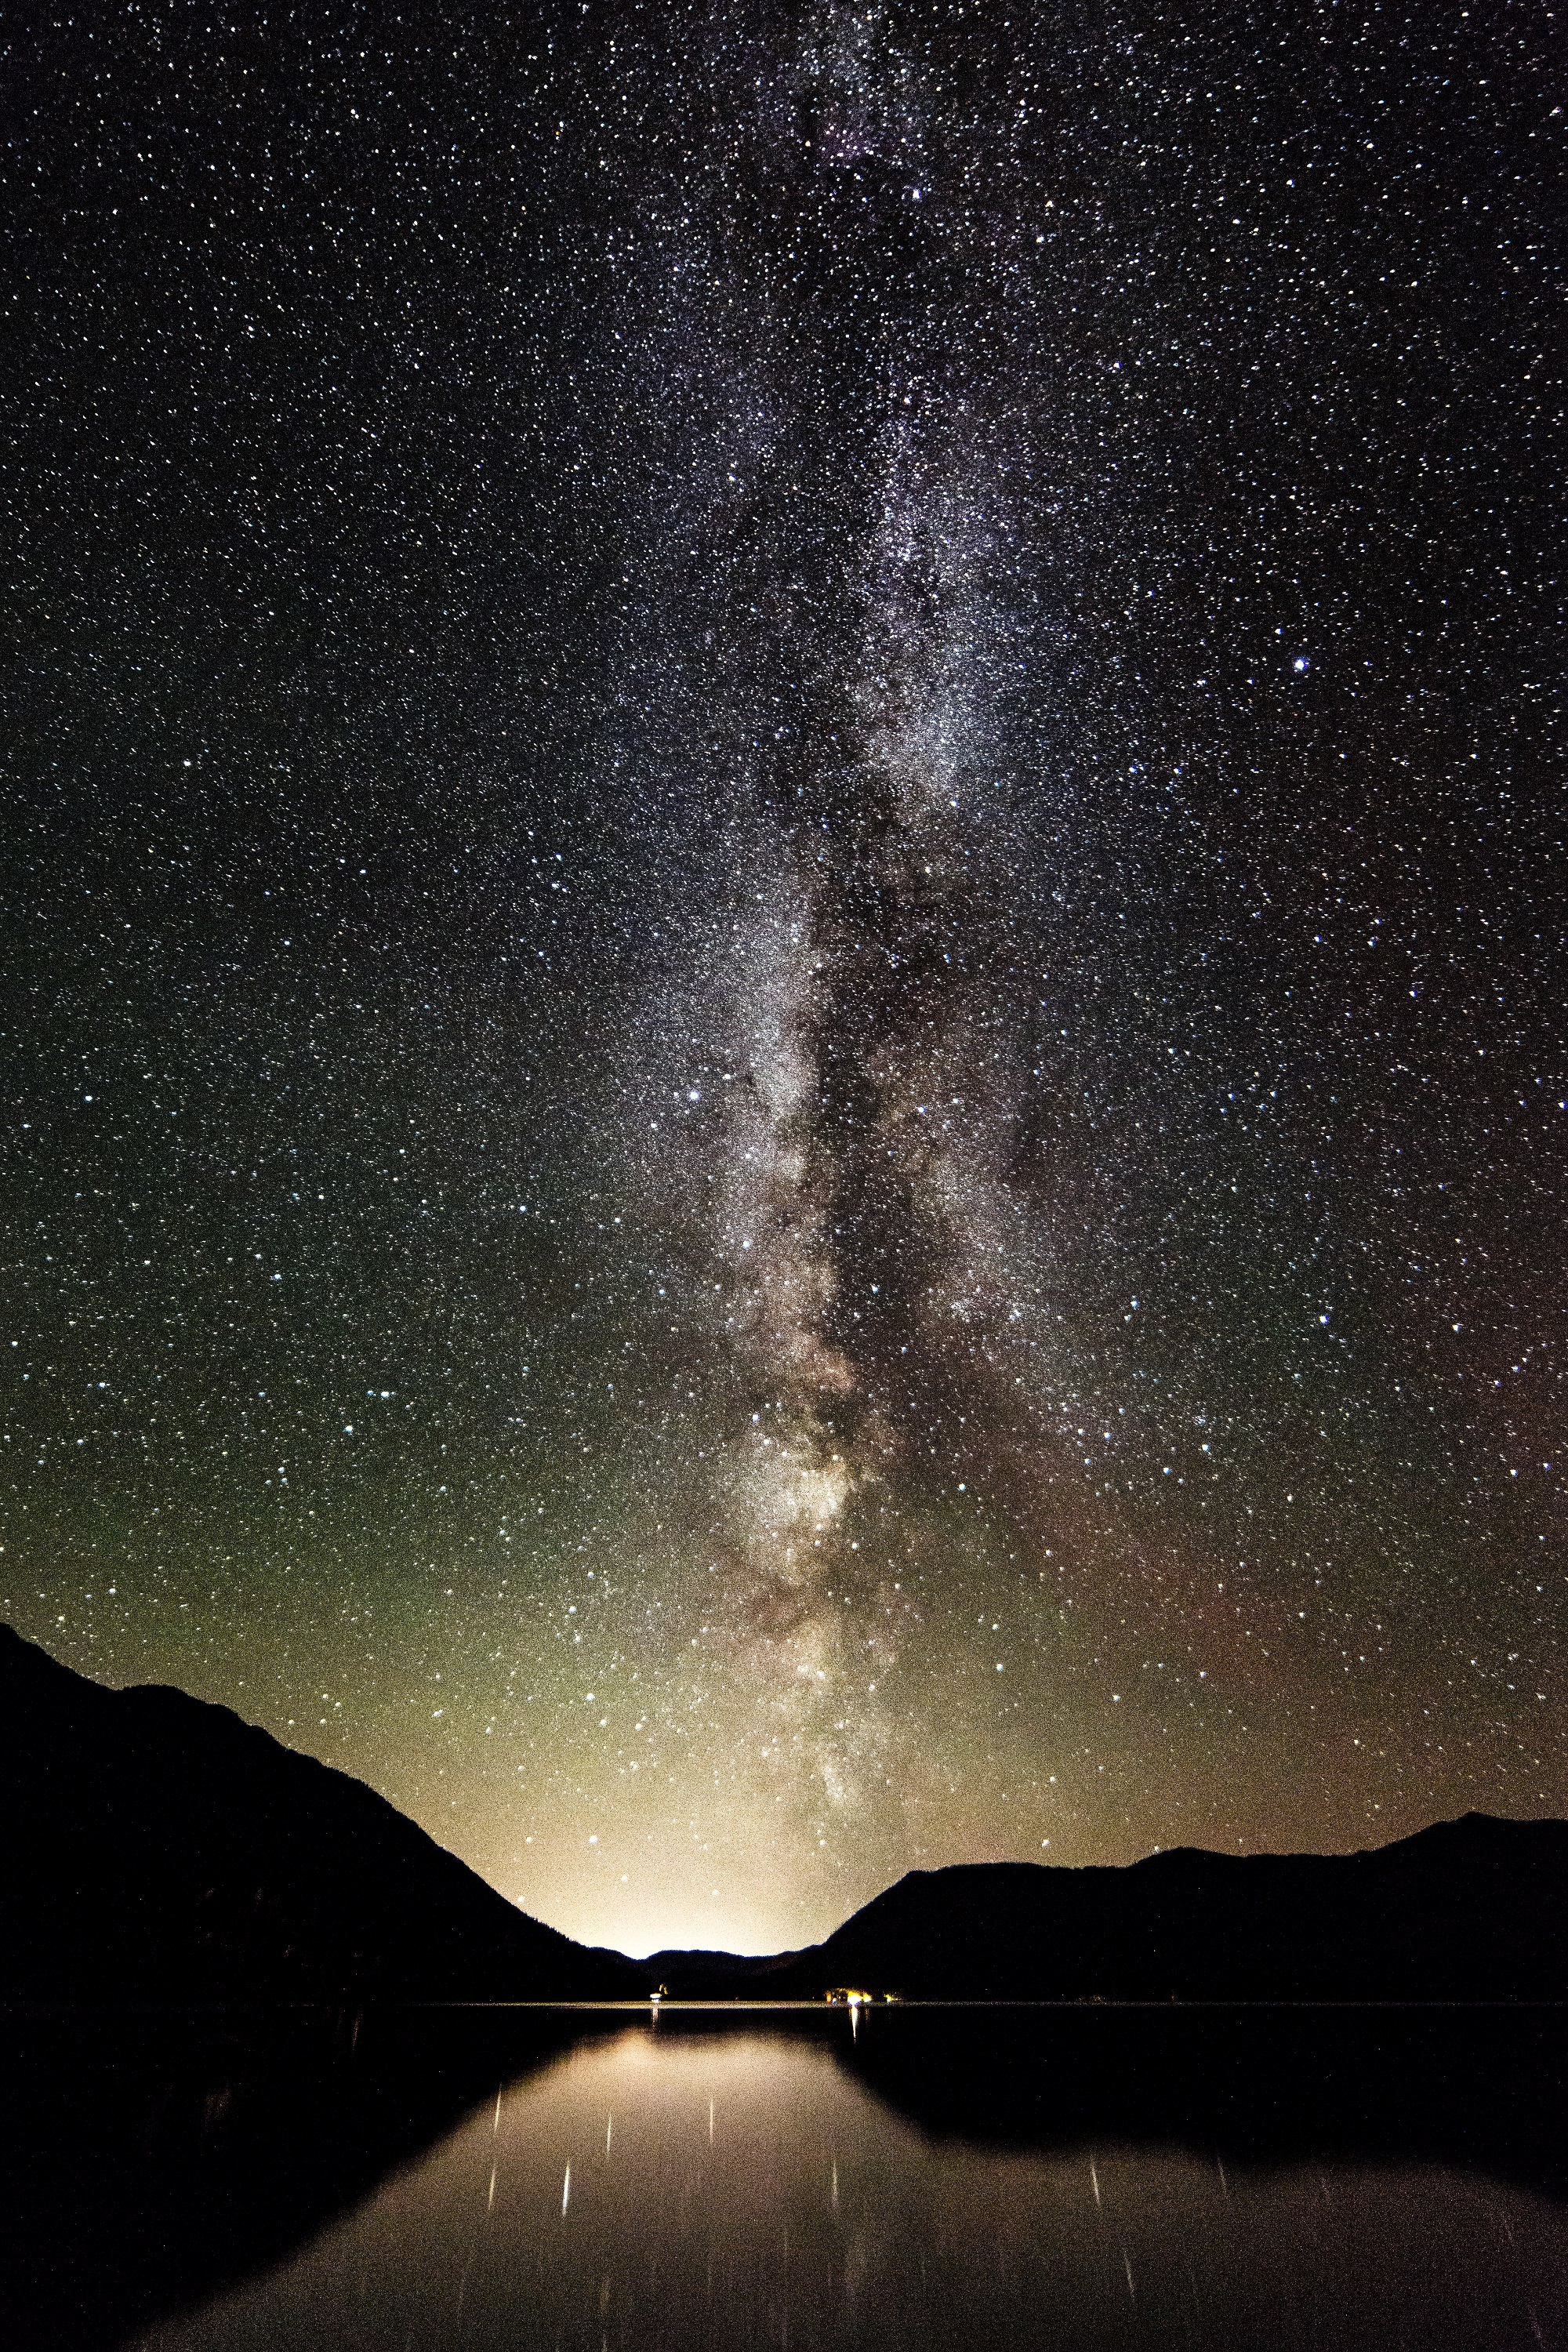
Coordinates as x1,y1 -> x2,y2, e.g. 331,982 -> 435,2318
2,0 -> 1562,1951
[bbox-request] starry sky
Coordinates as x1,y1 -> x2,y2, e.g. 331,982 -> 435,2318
2,0 -> 1563,1957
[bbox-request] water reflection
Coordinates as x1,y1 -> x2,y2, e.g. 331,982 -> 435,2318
111,2012 -> 1566,2352
0,2006 -> 604,2352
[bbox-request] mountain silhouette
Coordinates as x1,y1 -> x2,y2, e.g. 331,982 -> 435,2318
648,1817 -> 1568,1999
0,1624 -> 640,2000
5,1625 -> 1565,2002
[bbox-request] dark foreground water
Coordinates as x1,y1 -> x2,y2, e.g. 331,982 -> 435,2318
5,2006 -> 1566,2351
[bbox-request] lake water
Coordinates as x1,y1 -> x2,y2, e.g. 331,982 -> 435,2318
93,2007 -> 1566,2352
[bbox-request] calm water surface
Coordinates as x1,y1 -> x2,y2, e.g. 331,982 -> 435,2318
132,2015 -> 1568,2352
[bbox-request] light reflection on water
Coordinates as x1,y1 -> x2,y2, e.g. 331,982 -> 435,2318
134,2021 -> 1568,2352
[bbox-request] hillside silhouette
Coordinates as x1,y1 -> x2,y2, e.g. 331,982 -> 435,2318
649,1816 -> 1568,2001
0,1624 -> 639,2000
5,1625 -> 1565,2003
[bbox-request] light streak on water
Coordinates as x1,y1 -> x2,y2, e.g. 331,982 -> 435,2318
132,2027 -> 1568,2352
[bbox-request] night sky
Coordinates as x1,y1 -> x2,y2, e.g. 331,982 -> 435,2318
3,0 -> 1562,1958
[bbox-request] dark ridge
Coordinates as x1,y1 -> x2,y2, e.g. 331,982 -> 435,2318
639,1945 -> 812,1995
0,1623 -> 641,2001
7,1625 -> 1565,2005
647,1818 -> 1568,2000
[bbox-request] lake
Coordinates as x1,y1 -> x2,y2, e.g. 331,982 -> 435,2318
6,2006 -> 1566,2350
